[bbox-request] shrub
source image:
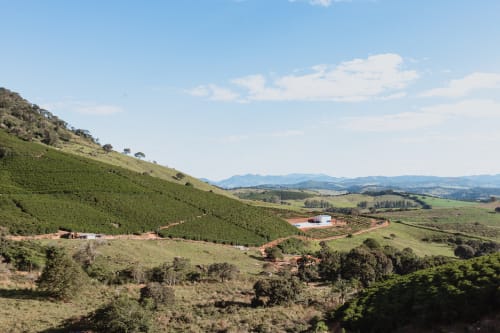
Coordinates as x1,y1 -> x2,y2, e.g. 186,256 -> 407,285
253,277 -> 304,306
91,295 -> 154,333
140,282 -> 175,308
36,247 -> 86,300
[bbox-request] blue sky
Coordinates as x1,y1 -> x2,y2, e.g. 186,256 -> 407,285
1,0 -> 500,180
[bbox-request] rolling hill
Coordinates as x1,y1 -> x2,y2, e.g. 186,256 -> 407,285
0,88 -> 299,245
0,87 -> 231,197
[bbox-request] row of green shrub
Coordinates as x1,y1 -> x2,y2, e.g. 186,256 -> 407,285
334,253 -> 500,332
0,130 -> 298,244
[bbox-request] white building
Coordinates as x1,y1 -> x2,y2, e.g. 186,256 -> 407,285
313,215 -> 332,224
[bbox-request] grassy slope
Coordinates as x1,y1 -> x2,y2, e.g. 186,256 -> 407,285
60,137 -> 233,198
417,195 -> 478,208
378,206 -> 500,241
0,130 -> 298,244
324,222 -> 455,257
41,239 -> 264,274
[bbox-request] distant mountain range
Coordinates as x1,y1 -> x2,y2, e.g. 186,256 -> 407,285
206,174 -> 500,200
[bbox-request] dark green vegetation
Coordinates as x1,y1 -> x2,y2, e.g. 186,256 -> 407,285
0,130 -> 298,245
235,189 -> 314,202
0,88 -> 96,146
36,246 -> 87,300
0,235 -> 45,271
335,253 -> 500,332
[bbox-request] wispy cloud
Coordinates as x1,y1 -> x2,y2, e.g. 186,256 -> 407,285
190,53 -> 418,103
186,84 -> 240,102
343,99 -> 500,132
289,0 -> 350,7
421,72 -> 500,98
41,101 -> 124,116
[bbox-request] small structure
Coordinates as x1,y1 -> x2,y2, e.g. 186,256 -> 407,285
313,215 -> 332,224
77,233 -> 99,240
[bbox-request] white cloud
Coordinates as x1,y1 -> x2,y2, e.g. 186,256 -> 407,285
41,101 -> 124,116
421,72 -> 500,98
343,99 -> 500,132
187,84 -> 239,102
192,53 -> 418,103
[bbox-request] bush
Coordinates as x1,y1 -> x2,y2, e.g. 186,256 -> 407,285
140,282 -> 175,308
335,253 -> 500,332
253,277 -> 304,306
264,247 -> 283,261
36,247 -> 86,300
91,295 -> 154,333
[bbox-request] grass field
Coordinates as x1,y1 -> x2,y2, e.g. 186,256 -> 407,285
323,222 -> 455,257
40,239 -> 265,274
377,206 -> 500,241
416,195 -> 477,208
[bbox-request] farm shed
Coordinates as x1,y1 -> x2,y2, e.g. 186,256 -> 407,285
313,215 -> 332,224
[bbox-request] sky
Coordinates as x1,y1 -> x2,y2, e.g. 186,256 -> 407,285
1,0 -> 500,180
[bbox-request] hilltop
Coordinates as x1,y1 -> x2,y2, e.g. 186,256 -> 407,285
0,87 -> 230,197
210,173 -> 500,201
0,88 -> 299,245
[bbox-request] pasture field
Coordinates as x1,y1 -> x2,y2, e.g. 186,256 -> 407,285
323,222 -> 455,257
416,195 -> 478,208
40,238 -> 265,274
378,206 -> 500,241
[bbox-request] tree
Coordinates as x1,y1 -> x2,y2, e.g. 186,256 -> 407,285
140,282 -> 175,309
92,295 -> 154,333
253,277 -> 303,306
208,262 -> 239,282
317,245 -> 342,281
297,255 -> 319,283
134,152 -> 145,159
73,242 -> 98,269
331,279 -> 359,305
454,244 -> 476,259
264,247 -> 283,261
363,238 -> 381,250
36,247 -> 86,300
123,148 -> 131,155
102,144 -> 113,153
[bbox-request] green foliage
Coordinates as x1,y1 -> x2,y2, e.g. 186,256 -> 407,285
36,247 -> 86,300
237,190 -> 314,202
297,255 -> 319,282
208,262 -> 239,282
454,244 -> 476,259
277,237 -> 311,255
335,253 -> 500,332
91,295 -> 154,333
362,238 -> 381,249
0,236 -> 45,271
0,130 -> 298,244
253,277 -> 304,306
0,88 -> 96,146
264,246 -> 283,261
140,282 -> 175,308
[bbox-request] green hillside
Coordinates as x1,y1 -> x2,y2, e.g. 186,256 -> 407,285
335,253 -> 500,332
0,130 -> 298,245
0,87 -> 231,197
